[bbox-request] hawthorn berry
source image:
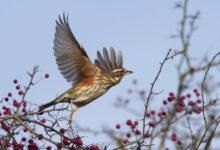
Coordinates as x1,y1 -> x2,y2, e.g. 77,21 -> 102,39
47,146 -> 52,150
45,73 -> 49,78
5,97 -> 9,101
123,139 -> 127,144
193,89 -> 198,93
131,124 -> 136,129
38,134 -> 43,140
151,110 -> 155,115
116,124 -> 120,129
16,85 -> 20,90
196,93 -> 200,97
23,102 -> 27,107
163,100 -> 167,105
18,90 -> 23,95
8,92 -> 12,97
22,108 -> 26,112
13,79 -> 18,84
134,121 -> 139,125
146,133 -> 151,138
60,128 -> 65,133
21,137 -> 27,142
176,108 -> 182,112
2,106 -> 6,110
126,132 -> 131,138
177,140 -> 182,145
197,99 -> 201,103
41,119 -> 46,123
6,142 -> 11,147
126,120 -> 132,126
146,113 -> 151,117
23,128 -> 28,132
135,129 -> 141,135
169,92 -> 174,96
186,93 -> 191,98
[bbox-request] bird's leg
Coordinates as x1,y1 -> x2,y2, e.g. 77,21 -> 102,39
68,100 -> 80,129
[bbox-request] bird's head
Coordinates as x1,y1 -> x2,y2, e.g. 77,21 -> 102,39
94,47 -> 132,84
107,68 -> 132,84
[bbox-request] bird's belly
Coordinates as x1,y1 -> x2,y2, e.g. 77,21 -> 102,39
72,85 -> 109,106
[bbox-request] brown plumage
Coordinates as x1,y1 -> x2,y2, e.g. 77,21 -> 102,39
39,14 -> 132,117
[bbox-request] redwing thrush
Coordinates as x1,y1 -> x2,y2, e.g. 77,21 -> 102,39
40,14 -> 132,120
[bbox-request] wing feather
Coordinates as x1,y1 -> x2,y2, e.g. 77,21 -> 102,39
54,14 -> 100,86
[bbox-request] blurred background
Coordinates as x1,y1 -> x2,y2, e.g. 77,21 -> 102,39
1,0 -> 220,147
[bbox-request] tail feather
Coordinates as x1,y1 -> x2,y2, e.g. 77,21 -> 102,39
39,94 -> 67,110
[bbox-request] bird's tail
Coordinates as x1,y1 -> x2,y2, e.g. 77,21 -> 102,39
39,94 -> 66,110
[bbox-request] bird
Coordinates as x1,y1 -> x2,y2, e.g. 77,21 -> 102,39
39,14 -> 132,123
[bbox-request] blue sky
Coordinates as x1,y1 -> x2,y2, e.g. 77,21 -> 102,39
1,0 -> 220,147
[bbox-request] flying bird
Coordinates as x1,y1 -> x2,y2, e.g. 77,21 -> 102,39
40,14 -> 132,122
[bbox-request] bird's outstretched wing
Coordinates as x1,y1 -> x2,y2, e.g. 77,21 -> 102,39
95,47 -> 123,72
54,14 -> 100,86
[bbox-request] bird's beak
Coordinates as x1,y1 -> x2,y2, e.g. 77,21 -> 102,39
126,70 -> 133,74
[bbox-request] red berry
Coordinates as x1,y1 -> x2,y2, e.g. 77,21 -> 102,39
2,106 -> 6,110
172,133 -> 176,137
23,102 -> 27,107
181,95 -> 186,100
5,97 -> 9,101
8,92 -> 12,97
0,112 -> 2,116
149,122 -> 155,127
127,89 -> 132,94
188,101 -> 195,106
146,133 -> 151,138
151,110 -> 155,115
90,145 -> 95,150
60,128 -> 65,133
13,79 -> 18,84
176,108 -> 182,112
163,100 -> 167,105
172,136 -> 176,141
47,146 -> 52,150
116,124 -> 120,129
18,90 -> 23,95
146,113 -> 151,117
16,85 -> 20,90
38,134 -> 43,140
126,132 -> 131,138
187,93 -> 191,98
134,121 -> 139,125
21,137 -> 27,142
123,139 -> 127,144
177,140 -> 182,145
63,138 -> 67,144
135,129 -> 141,135
20,144 -> 24,148
193,89 -> 198,93
6,142 -> 11,147
126,120 -> 132,126
45,73 -> 49,78
131,124 -> 136,129
196,93 -> 200,97
168,97 -> 173,102
41,119 -> 46,123
169,92 -> 174,96
22,108 -> 26,112
139,90 -> 145,95
3,111 -> 8,115
24,128 -> 28,132
28,139 -> 33,143
124,99 -> 129,104
197,99 -> 201,103
165,148 -> 170,150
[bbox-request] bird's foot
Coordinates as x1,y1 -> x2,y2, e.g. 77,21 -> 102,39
67,106 -> 80,129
